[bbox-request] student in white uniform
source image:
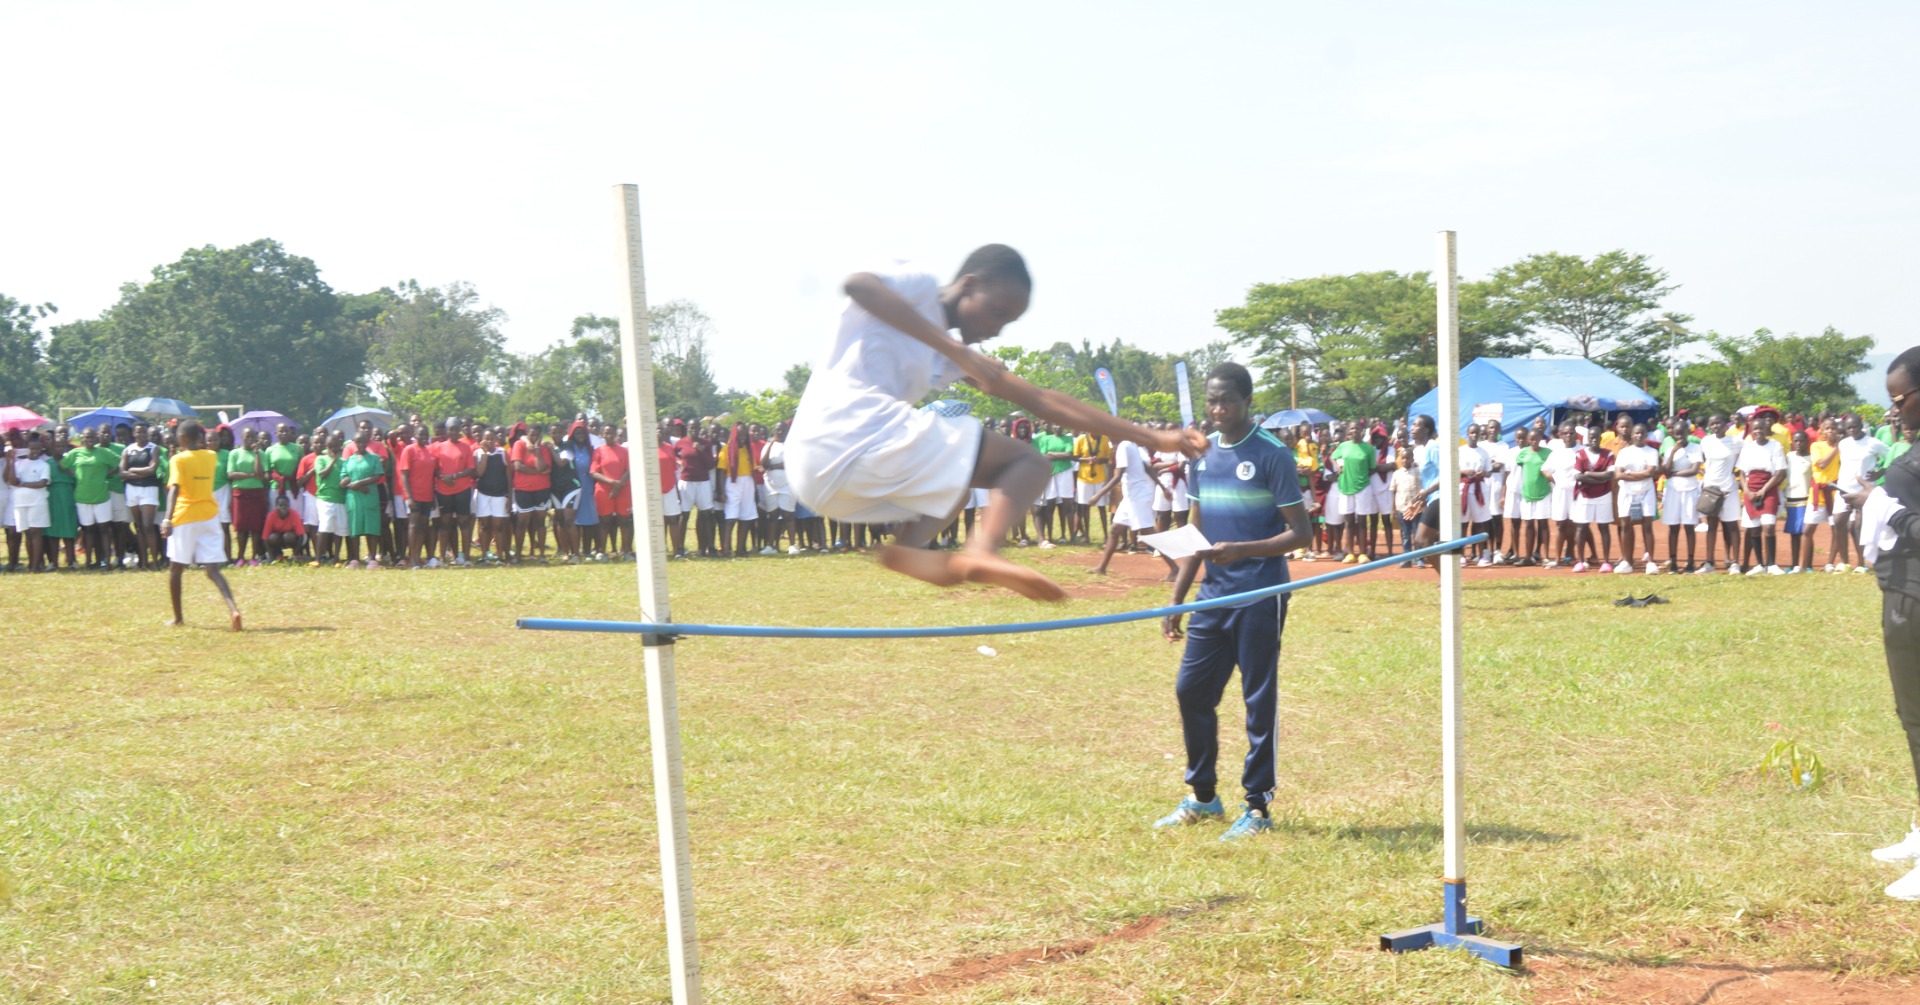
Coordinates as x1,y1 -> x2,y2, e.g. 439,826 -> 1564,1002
1542,421 -> 1580,568
1613,424 -> 1661,574
1835,414 -> 1893,573
785,247 -> 1202,602
1090,439 -> 1172,579
1459,424 -> 1494,564
1696,415 -> 1743,573
1736,414 -> 1790,575
1661,430 -> 1704,573
1481,419 -> 1512,563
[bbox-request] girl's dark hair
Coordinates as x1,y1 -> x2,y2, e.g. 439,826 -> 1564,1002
955,244 -> 1031,291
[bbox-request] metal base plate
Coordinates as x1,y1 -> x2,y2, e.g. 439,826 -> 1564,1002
1380,918 -> 1523,968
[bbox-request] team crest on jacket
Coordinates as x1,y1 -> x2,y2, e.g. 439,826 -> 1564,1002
1236,461 -> 1256,481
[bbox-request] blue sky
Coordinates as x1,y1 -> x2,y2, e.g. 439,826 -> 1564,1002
6,1 -> 1915,395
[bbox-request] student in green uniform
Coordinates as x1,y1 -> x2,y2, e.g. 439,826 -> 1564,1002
45,426 -> 79,569
341,427 -> 387,569
310,433 -> 348,565
59,425 -> 121,570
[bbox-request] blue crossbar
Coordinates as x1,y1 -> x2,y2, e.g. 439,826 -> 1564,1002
516,534 -> 1487,641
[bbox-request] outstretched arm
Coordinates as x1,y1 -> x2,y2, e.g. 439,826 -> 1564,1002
842,273 -> 1204,459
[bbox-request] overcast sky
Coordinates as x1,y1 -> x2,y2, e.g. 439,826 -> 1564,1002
6,1 -> 1915,395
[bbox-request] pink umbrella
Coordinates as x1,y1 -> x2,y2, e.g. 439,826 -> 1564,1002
0,405 -> 50,433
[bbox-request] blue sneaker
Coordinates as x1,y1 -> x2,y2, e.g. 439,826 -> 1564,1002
1220,806 -> 1272,842
1152,795 -> 1224,828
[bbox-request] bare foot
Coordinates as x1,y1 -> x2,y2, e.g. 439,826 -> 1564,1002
229,611 -> 244,632
878,544 -> 965,587
1092,567 -> 1110,577
951,552 -> 1068,602
164,618 -> 183,627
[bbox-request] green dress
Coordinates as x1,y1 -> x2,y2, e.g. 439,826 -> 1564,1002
342,452 -> 385,537
46,451 -> 78,540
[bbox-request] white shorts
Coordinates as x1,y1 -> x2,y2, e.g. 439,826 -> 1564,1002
214,485 -> 231,524
109,491 -> 129,523
1503,479 -> 1524,516
660,484 -> 684,518
165,518 -> 226,565
763,486 -> 795,513
1570,495 -> 1614,525
316,499 -> 348,536
680,478 -> 715,512
390,494 -> 410,520
1485,475 -> 1506,516
1616,491 -> 1657,521
126,485 -> 161,508
1462,486 -> 1494,525
1515,496 -> 1551,521
1371,479 -> 1395,516
1045,470 -> 1075,502
724,475 -> 758,521
1551,487 -> 1574,523
1740,510 -> 1778,529
1152,481 -> 1188,513
1804,504 -> 1830,526
1115,492 -> 1156,530
77,500 -> 113,526
1325,487 -> 1377,525
474,492 -> 509,520
786,409 -> 982,524
300,491 -> 318,525
1076,480 -> 1103,505
1833,488 -> 1860,516
13,500 -> 50,532
1705,487 -> 1741,522
1661,487 -> 1700,526
969,487 -> 991,510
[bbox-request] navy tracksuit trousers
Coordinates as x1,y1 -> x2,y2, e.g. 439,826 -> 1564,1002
1177,595 -> 1285,811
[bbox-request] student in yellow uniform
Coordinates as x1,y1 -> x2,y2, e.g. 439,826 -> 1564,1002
1072,429 -> 1113,544
160,420 -> 243,631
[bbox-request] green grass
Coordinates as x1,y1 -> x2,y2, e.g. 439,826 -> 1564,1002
3,553 -> 1916,1003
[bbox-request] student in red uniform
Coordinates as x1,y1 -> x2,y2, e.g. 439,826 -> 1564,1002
429,418 -> 477,565
510,423 -> 553,562
592,432 -> 633,557
261,493 -> 305,562
396,426 -> 440,568
657,425 -> 683,556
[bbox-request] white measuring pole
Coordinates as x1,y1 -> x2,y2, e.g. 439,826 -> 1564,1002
1435,230 -> 1467,894
613,184 -> 703,1004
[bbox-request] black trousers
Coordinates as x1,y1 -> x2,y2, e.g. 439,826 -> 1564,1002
1880,591 -> 1920,809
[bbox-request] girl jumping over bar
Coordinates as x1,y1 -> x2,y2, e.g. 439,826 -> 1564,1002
786,246 -> 1203,601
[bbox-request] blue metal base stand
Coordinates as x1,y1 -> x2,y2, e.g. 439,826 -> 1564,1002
1379,881 -> 1523,968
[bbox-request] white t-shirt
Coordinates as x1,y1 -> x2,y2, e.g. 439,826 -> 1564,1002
787,260 -> 971,499
1785,453 -> 1813,500
1458,444 -> 1490,476
1735,438 -> 1787,477
1837,434 -> 1891,493
1543,446 -> 1578,492
10,456 -> 49,506
1115,440 -> 1155,500
1615,444 -> 1659,497
1698,434 -> 1740,491
1482,441 -> 1512,486
1664,443 -> 1703,492
763,439 -> 789,492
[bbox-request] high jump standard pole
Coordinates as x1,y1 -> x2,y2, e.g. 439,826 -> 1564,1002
613,184 -> 704,1003
1379,230 -> 1522,966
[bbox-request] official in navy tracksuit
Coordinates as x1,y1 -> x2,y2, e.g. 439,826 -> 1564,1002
1157,363 -> 1314,841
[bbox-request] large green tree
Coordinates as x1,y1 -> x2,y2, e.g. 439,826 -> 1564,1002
0,295 -> 52,407
1675,327 -> 1871,418
44,318 -> 110,408
367,280 -> 505,413
1483,250 -> 1690,388
90,240 -> 366,420
646,299 -> 725,419
1215,271 -> 1530,417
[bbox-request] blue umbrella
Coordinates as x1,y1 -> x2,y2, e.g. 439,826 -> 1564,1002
68,407 -> 140,432
1262,408 -> 1336,429
320,405 -> 396,436
122,397 -> 197,420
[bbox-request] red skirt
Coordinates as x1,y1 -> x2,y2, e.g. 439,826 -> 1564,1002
1742,471 -> 1780,520
231,486 -> 269,535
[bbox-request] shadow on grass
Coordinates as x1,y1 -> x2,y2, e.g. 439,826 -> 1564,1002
246,626 -> 338,634
1285,820 -> 1575,849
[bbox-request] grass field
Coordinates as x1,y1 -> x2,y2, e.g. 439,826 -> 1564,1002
4,550 -> 1919,1003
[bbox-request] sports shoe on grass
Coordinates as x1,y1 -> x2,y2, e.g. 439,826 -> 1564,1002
1727,563 -> 1742,575
1887,863 -> 1920,901
1221,806 -> 1273,842
1153,795 -> 1224,829
1873,826 -> 1920,863
1613,561 -> 1631,574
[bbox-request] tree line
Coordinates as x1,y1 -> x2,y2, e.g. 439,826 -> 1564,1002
0,240 -> 1879,432
1214,250 -> 1877,419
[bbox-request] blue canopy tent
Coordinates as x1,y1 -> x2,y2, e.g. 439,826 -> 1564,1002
1407,357 -> 1658,443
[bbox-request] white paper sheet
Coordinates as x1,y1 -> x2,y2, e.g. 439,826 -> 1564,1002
1137,523 -> 1212,561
